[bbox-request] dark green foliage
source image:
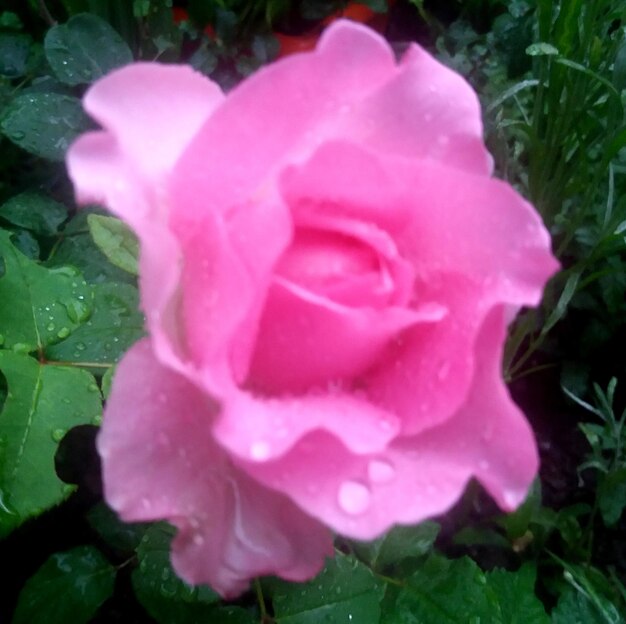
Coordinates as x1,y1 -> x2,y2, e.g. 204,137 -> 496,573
12,546 -> 116,624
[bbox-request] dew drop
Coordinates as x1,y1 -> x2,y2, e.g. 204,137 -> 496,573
437,361 -> 451,381
378,418 -> 393,432
193,533 -> 205,546
502,489 -> 521,509
51,428 -> 66,442
46,322 -> 55,332
337,480 -> 371,515
75,342 -> 86,351
57,327 -> 70,339
92,414 -> 102,426
250,440 -> 270,461
368,459 -> 395,484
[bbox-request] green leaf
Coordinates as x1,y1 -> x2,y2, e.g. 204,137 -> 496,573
0,33 -> 31,78
0,11 -> 23,29
9,229 -> 40,259
380,556 -> 548,624
49,210 -> 137,284
0,191 -> 68,235
0,92 -> 90,160
44,13 -> 133,86
101,363 -> 115,398
351,522 -> 439,571
45,281 -> 144,365
598,467 -> 626,526
132,524 -> 228,624
486,564 -> 550,624
87,502 -> 147,553
87,214 -> 139,275
0,230 -> 92,353
12,546 -> 116,624
380,555 -> 495,624
0,351 -> 102,536
551,586 -> 616,624
269,552 -> 385,624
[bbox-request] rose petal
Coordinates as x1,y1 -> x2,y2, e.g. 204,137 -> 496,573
212,385 -> 402,463
99,339 -> 332,597
365,273 -> 482,435
171,20 -> 488,221
282,141 -> 559,307
238,307 -> 537,539
83,62 -> 223,180
247,277 -> 445,393
345,43 -> 492,174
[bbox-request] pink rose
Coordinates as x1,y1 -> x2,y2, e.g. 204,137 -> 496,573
68,21 -> 558,597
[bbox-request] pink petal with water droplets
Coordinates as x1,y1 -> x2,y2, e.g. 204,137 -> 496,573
99,340 -> 332,597
237,308 -> 537,539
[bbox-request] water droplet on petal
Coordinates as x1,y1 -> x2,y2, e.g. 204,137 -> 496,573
338,480 -> 371,515
378,418 -> 393,432
250,440 -> 270,461
368,459 -> 395,484
437,361 -> 451,381
502,489 -> 522,509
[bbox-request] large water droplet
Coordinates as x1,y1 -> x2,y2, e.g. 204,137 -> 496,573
57,327 -> 70,339
250,440 -> 270,461
367,459 -> 395,484
337,480 -> 371,515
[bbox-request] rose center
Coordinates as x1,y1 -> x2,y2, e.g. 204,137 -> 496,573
275,227 -> 388,307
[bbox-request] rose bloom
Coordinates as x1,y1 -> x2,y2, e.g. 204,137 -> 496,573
68,21 -> 558,597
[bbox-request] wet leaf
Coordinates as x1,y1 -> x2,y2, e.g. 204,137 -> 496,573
45,281 -> 144,365
49,211 -> 136,284
87,214 -> 139,276
0,92 -> 90,161
132,524 -> 232,624
0,191 -> 68,235
380,556 -> 549,624
0,33 -> 31,78
12,546 -> 115,624
0,229 -> 93,353
0,351 -> 102,537
351,522 -> 439,572
268,552 -> 384,624
45,13 -> 133,86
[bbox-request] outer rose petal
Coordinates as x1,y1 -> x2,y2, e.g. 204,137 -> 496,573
67,64 -> 227,381
83,63 -> 224,180
171,20 -> 489,225
238,307 -> 538,539
99,339 -> 333,597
